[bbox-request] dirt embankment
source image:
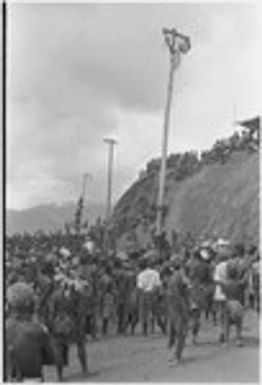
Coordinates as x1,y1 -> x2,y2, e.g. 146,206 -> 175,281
114,151 -> 259,246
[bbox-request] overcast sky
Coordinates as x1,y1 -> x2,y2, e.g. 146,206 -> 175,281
7,2 -> 262,210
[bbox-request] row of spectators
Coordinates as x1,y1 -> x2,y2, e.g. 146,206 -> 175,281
143,120 -> 259,183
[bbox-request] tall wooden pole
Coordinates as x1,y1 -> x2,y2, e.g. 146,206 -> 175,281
156,28 -> 191,235
156,53 -> 177,235
103,138 -> 118,222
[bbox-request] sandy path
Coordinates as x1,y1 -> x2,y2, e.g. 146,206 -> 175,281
44,309 -> 260,382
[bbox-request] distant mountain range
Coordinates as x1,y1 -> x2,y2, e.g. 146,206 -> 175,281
6,201 -> 105,234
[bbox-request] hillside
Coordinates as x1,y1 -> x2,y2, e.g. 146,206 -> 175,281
6,202 -> 105,234
114,151 -> 259,246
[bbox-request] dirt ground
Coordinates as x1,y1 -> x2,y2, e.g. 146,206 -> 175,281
45,309 -> 260,382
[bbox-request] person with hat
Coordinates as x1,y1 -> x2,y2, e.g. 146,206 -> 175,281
5,282 -> 55,382
166,255 -> 191,366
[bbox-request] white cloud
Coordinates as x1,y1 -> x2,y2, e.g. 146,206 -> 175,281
7,3 -> 262,210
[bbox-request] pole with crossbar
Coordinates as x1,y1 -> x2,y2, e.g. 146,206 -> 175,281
156,28 -> 191,235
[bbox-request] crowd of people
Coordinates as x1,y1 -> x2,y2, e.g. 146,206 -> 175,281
4,228 -> 260,381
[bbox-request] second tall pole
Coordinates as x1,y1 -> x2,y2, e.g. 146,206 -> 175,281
104,138 -> 117,222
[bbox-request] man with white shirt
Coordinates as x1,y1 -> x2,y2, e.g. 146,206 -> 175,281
137,256 -> 161,336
